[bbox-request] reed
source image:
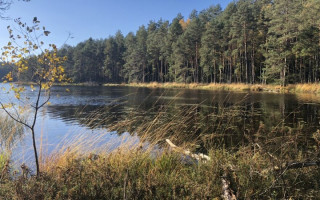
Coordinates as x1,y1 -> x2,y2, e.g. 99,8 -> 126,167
102,82 -> 320,95
0,114 -> 24,151
1,96 -> 320,199
14,81 -> 320,94
1,131 -> 319,199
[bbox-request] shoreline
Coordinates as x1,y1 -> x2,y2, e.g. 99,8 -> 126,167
103,82 -> 320,94
8,82 -> 320,94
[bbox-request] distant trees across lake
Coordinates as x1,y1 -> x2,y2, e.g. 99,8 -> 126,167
5,0 -> 320,85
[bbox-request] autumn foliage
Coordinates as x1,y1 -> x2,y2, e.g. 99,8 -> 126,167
0,18 -> 69,175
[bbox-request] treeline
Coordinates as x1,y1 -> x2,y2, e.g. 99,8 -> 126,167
18,0 -> 320,85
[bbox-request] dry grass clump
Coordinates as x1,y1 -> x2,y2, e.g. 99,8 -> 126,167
163,82 -> 188,88
0,114 -> 24,151
293,83 -> 320,93
0,142 -> 223,199
1,133 -> 319,199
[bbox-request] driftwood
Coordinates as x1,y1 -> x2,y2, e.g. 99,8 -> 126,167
165,139 -> 237,200
275,160 -> 320,171
165,139 -> 210,161
221,172 -> 237,200
166,139 -> 320,199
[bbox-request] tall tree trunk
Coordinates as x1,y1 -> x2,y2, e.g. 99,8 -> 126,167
31,129 -> 40,176
300,58 -> 302,83
283,57 -> 287,86
229,57 -> 232,83
214,60 -> 216,83
160,59 -> 163,82
222,56 -> 225,83
244,23 -> 248,83
195,42 -> 198,83
142,63 -> 145,83
251,45 -> 255,83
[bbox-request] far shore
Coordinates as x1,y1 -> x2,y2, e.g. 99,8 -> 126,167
8,81 -> 320,94
104,82 -> 320,94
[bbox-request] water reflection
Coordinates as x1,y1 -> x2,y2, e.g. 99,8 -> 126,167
42,86 -> 320,147
2,84 -> 320,153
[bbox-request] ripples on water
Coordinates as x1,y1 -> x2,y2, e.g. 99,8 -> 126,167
1,84 -> 320,167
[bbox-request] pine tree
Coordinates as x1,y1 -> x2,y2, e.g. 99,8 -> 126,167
264,0 -> 302,85
183,10 -> 204,83
200,9 -> 223,83
104,31 -> 125,83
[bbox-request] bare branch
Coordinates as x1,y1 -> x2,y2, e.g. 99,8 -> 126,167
0,101 -> 31,129
31,80 -> 42,129
0,0 -> 11,20
38,89 -> 51,109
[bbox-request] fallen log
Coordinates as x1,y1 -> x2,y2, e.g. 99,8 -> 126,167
165,139 -> 210,161
165,139 -> 237,200
275,160 -> 320,171
222,172 -> 237,200
287,161 -> 320,169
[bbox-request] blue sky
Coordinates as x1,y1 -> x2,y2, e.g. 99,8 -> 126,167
0,0 -> 231,48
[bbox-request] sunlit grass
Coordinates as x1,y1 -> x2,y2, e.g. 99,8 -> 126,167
293,83 -> 320,93
103,82 -> 320,94
1,93 -> 320,199
0,114 -> 24,151
14,81 -> 320,94
2,128 -> 319,199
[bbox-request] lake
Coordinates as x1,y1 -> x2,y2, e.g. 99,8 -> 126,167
1,84 -> 320,165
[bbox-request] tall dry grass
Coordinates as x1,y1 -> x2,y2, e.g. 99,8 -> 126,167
292,83 -> 320,93
103,82 -> 320,95
0,114 -> 24,151
2,125 -> 319,199
1,92 -> 320,199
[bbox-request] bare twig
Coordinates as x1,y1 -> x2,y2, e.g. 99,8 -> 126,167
165,139 -> 237,200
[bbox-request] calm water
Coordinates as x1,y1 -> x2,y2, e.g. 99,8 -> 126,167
1,84 -> 320,165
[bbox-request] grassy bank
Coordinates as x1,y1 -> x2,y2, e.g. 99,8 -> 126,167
104,82 -> 320,94
1,140 -> 319,199
1,115 -> 320,199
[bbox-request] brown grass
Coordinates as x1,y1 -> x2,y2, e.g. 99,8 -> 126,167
102,82 -> 320,94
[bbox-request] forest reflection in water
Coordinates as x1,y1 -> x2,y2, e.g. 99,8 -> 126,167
40,86 -> 320,150
1,85 -> 320,167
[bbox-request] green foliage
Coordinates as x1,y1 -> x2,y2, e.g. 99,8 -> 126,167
72,38 -> 105,83
104,31 -> 126,83
37,0 -> 317,85
0,153 -> 9,170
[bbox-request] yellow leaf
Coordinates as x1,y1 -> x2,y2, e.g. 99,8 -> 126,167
15,93 -> 20,100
